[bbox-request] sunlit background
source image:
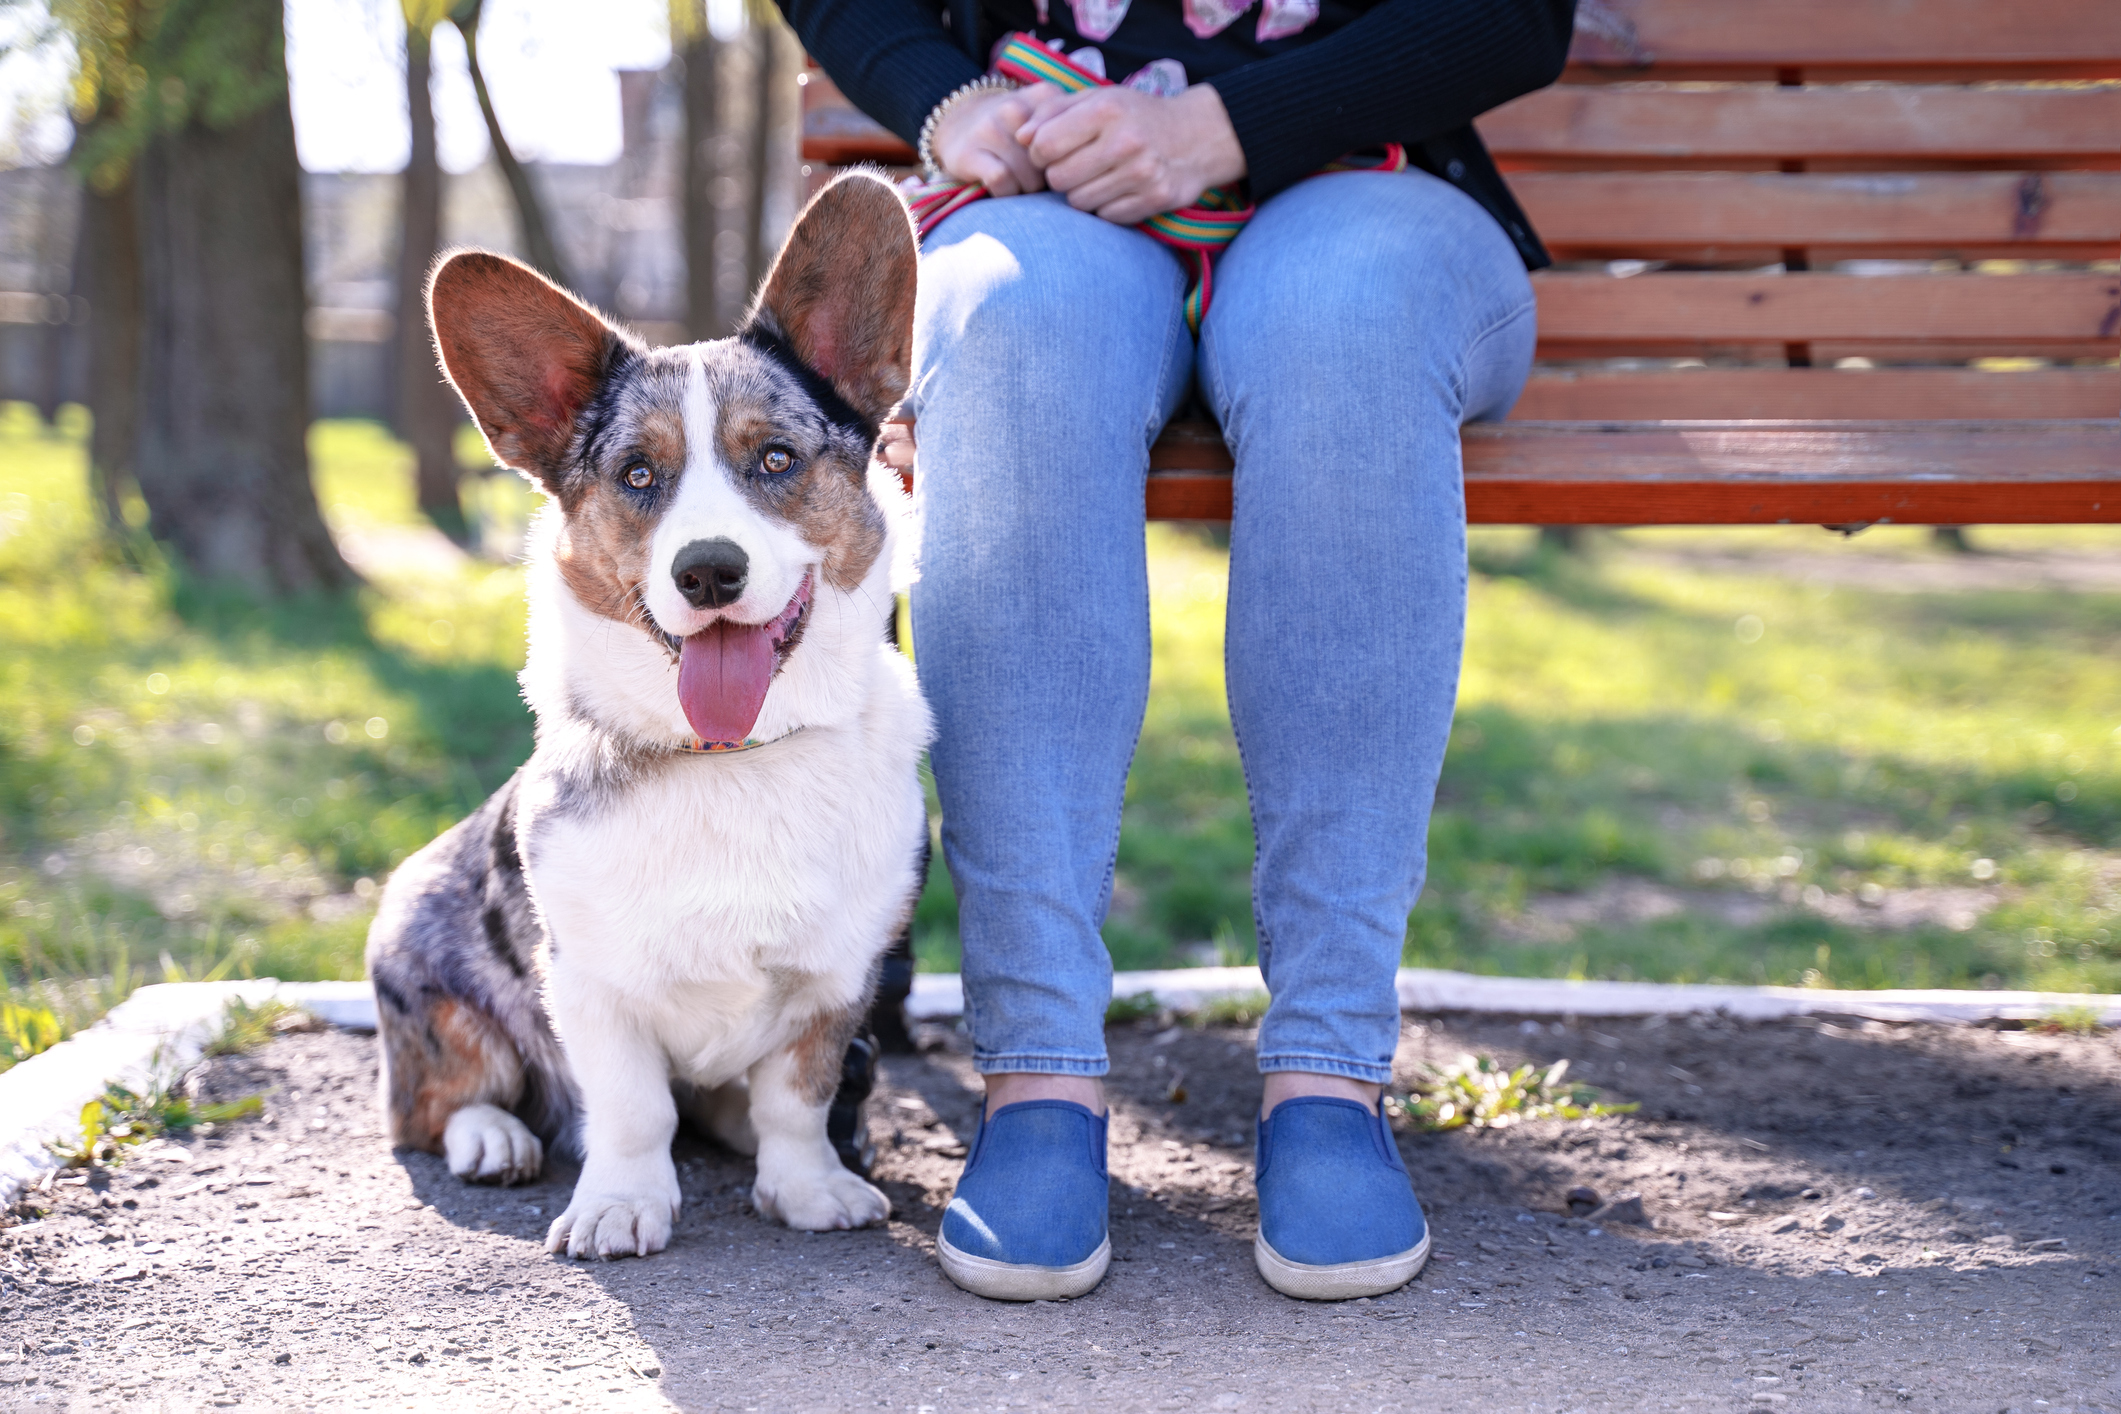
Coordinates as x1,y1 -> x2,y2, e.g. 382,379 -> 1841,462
0,0 -> 2117,1076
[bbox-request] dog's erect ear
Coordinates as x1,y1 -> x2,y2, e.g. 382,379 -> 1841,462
428,251 -> 636,489
744,171 -> 918,429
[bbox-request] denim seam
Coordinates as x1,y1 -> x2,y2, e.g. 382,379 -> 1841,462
1452,296 -> 1538,423
1256,1052 -> 1394,1085
972,1051 -> 1112,1077
1089,288 -> 1189,936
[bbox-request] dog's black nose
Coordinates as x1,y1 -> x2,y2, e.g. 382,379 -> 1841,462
672,538 -> 748,609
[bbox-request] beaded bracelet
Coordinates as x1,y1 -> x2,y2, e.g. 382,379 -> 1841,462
917,74 -> 1021,181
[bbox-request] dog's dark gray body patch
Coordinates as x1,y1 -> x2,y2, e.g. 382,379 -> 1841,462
366,772 -> 579,1156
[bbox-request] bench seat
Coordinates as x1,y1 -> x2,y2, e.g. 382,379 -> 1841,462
1145,418 -> 2120,524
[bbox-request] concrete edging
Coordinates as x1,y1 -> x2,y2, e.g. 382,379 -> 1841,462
4,971 -> 2111,1209
0,980 -> 372,1210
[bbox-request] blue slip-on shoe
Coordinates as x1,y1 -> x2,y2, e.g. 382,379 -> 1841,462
1254,1096 -> 1430,1300
937,1099 -> 1111,1301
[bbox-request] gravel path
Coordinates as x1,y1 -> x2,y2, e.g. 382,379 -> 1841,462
2,1012 -> 2117,1412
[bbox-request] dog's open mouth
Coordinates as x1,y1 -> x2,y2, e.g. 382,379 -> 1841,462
674,572 -> 813,744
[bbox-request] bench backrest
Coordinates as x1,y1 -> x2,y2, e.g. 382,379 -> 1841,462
1492,0 -> 2121,421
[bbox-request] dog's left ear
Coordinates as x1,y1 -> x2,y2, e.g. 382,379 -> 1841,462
744,171 -> 918,428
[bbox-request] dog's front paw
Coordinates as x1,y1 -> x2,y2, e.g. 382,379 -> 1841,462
545,1190 -> 678,1260
753,1165 -> 891,1232
443,1103 -> 544,1186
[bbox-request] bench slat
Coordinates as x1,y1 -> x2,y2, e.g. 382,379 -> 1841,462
1511,369 -> 2121,422
1563,0 -> 2121,74
1482,87 -> 2121,166
1517,171 -> 2121,256
1141,420 -> 2121,523
1530,272 -> 2120,347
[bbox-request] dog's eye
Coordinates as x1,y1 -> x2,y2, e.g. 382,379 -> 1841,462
761,449 -> 793,475
624,465 -> 655,490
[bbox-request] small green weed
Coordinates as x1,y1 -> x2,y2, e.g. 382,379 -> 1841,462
1393,1054 -> 1638,1133
48,1069 -> 262,1167
1105,991 -> 1162,1024
203,996 -> 302,1056
1191,990 -> 1270,1027
1,999 -> 63,1068
2035,1004 -> 2106,1036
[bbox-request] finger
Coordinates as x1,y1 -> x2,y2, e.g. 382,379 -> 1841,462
1043,135 -> 1148,201
1013,83 -> 1099,142
988,94 -> 1034,133
1022,98 -> 1108,169
1066,163 -> 1164,222
960,147 -> 1022,197
992,136 -> 1047,194
877,422 -> 917,469
1095,191 -> 1168,226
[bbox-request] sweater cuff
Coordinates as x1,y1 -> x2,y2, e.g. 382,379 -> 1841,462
879,49 -> 987,146
1204,70 -> 1349,201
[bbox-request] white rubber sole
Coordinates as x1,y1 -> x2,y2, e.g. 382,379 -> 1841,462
936,1234 -> 1112,1302
1254,1229 -> 1431,1301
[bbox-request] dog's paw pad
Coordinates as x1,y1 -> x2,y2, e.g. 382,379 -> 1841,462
545,1195 -> 675,1260
756,1169 -> 892,1232
443,1104 -> 544,1186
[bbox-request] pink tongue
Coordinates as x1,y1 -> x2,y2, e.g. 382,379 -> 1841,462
677,621 -> 776,743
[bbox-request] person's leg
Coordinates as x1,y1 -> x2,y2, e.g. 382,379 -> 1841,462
1197,167 -> 1536,1299
909,191 -> 1193,1299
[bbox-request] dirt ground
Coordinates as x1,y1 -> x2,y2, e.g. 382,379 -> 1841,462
2,1010 -> 2117,1413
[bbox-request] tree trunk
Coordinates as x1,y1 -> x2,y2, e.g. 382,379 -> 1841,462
681,26 -> 721,339
80,160 -> 140,539
457,7 -> 571,289
396,25 -> 464,539
743,18 -> 778,299
35,174 -> 77,427
134,84 -> 354,592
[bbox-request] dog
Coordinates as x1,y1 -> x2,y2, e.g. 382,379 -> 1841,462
363,172 -> 931,1259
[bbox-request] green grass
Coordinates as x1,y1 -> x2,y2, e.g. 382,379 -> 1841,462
2,403 -> 2117,1035
0,405 -> 538,1055
1101,522 -> 2121,992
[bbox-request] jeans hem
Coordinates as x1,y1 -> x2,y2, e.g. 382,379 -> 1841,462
972,1053 -> 1112,1078
1257,1053 -> 1394,1086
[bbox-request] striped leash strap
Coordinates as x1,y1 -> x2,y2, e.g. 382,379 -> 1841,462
905,33 -> 1407,333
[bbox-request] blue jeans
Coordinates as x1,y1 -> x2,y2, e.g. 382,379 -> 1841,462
907,170 -> 1536,1085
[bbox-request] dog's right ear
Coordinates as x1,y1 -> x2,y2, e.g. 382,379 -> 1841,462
428,251 -> 636,491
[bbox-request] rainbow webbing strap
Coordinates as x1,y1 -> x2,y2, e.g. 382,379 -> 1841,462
905,33 -> 1408,333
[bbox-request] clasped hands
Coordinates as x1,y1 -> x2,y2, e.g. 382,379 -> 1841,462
931,80 -> 1247,227
885,79 -> 1247,469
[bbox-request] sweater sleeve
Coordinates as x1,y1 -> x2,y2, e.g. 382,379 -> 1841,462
1206,0 -> 1576,200
776,0 -> 986,148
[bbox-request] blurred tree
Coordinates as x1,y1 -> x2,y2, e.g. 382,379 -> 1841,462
78,139 -> 138,539
55,0 -> 353,591
396,0 -> 466,541
449,0 -> 571,289
742,3 -> 781,299
674,0 -> 721,339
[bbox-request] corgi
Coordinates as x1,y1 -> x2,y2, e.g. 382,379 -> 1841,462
364,172 -> 931,1258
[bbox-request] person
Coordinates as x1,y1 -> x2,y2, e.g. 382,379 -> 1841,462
781,0 -> 1575,1302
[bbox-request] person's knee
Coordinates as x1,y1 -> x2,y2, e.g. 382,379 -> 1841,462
915,196 -> 1184,407
1201,173 -> 1532,415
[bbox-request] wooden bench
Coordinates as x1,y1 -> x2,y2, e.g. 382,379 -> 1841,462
799,0 -> 2121,525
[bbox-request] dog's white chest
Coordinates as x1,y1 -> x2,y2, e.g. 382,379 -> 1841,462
516,673 -> 926,1083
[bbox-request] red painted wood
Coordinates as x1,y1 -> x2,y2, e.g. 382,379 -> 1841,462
1138,420 -> 2121,523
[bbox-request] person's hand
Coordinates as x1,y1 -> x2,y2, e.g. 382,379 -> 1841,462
1017,84 -> 1246,225
876,419 -> 916,473
929,82 -> 1072,196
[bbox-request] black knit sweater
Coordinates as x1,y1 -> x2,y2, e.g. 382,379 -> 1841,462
776,0 -> 1576,269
